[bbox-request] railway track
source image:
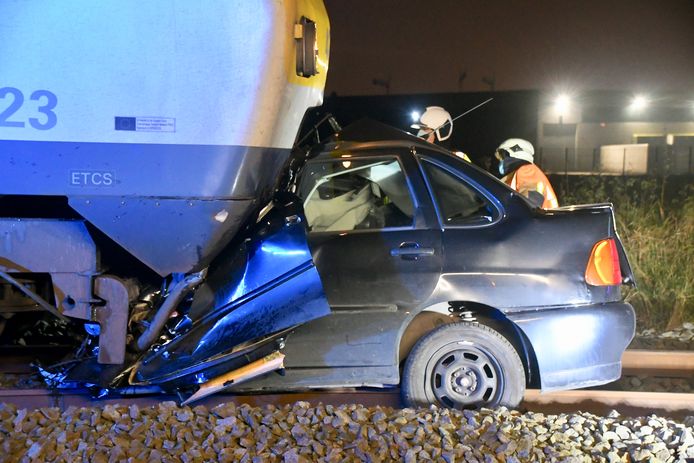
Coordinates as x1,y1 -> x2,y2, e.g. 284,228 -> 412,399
622,349 -> 694,376
0,349 -> 692,418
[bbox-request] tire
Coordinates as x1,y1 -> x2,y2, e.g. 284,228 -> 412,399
401,322 -> 525,409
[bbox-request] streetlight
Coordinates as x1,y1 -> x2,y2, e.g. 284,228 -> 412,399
372,76 -> 391,95
411,110 -> 421,123
629,94 -> 649,113
554,94 -> 571,124
550,93 -> 573,174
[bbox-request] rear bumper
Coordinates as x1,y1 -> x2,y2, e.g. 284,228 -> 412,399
508,302 -> 635,392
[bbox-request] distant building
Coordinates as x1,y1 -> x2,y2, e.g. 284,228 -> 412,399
538,90 -> 694,175
306,90 -> 694,175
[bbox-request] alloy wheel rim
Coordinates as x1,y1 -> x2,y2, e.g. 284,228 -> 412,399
429,343 -> 504,408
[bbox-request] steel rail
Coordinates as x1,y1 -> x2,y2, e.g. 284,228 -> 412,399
520,389 -> 694,419
4,349 -> 693,373
5,349 -> 693,376
622,350 -> 694,377
0,349 -> 692,419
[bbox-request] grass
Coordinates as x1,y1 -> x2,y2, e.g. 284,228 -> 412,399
553,175 -> 694,331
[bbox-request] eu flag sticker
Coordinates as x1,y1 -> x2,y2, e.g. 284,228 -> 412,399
115,116 -> 175,132
115,117 -> 136,131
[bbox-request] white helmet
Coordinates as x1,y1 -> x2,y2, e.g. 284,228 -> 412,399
496,138 -> 534,163
411,106 -> 452,142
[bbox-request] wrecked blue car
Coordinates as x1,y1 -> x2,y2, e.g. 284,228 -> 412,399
0,1 -> 634,409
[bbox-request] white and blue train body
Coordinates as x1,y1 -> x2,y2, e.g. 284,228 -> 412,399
0,0 -> 332,373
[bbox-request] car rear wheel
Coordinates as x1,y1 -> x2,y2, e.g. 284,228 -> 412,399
401,322 -> 525,409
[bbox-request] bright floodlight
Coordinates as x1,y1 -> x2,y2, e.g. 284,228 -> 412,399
630,95 -> 649,112
411,111 -> 420,122
554,94 -> 570,116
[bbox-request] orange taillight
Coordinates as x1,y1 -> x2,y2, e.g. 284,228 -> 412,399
585,238 -> 621,286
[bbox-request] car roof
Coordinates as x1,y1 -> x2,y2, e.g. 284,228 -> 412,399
308,118 -> 520,202
313,118 -> 452,157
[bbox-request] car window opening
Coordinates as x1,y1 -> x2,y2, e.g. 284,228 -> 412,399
421,160 -> 496,226
299,158 -> 415,232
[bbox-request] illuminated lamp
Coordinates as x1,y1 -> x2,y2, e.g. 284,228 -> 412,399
554,94 -> 570,116
585,238 -> 621,286
629,95 -> 649,112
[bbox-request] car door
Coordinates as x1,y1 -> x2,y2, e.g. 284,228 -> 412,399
416,153 -> 521,308
300,150 -> 442,310
281,149 -> 443,374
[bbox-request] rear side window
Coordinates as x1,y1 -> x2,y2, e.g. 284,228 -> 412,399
422,160 -> 496,226
298,158 -> 414,232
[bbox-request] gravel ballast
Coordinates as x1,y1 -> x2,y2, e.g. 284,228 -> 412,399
631,322 -> 694,351
1,401 -> 693,462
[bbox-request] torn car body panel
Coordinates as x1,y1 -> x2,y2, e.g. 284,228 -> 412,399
131,197 -> 331,386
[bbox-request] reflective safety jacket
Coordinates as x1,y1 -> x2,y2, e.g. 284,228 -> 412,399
503,164 -> 559,209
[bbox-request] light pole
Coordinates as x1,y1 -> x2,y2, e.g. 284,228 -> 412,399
554,95 -> 570,126
554,94 -> 571,174
627,94 -> 650,174
458,69 -> 467,92
372,76 -> 391,95
482,74 -> 495,92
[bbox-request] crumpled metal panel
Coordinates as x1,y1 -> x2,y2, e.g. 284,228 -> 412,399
69,197 -> 254,277
132,195 -> 331,385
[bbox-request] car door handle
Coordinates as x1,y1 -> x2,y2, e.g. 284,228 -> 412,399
390,243 -> 435,258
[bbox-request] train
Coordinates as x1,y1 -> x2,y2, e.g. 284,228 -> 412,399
1,0 -> 333,401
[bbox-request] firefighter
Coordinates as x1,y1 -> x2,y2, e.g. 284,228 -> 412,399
495,138 -> 558,209
411,106 -> 471,162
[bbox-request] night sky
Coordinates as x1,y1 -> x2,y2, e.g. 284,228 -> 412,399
323,0 -> 694,96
